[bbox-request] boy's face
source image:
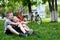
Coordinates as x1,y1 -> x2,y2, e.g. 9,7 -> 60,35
8,13 -> 13,20
13,17 -> 18,22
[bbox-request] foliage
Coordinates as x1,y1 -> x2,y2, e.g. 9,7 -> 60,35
20,0 -> 37,6
42,0 -> 52,4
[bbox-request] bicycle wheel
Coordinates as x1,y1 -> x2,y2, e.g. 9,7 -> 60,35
36,16 -> 42,24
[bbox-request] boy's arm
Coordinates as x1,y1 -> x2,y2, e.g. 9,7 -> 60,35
21,21 -> 29,24
7,20 -> 19,26
11,22 -> 19,26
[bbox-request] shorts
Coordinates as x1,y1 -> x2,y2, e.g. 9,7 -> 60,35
5,26 -> 22,35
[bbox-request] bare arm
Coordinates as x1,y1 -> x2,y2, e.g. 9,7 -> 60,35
21,21 -> 29,24
11,22 -> 20,26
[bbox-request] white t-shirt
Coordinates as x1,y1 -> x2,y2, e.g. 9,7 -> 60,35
4,18 -> 12,32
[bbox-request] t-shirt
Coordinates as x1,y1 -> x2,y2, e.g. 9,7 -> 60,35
4,18 -> 12,32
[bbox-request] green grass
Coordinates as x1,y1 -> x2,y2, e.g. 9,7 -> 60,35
0,19 -> 60,40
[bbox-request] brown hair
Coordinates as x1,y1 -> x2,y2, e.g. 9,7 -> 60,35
6,11 -> 13,17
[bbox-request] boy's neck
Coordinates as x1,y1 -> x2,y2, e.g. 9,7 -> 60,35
7,17 -> 11,20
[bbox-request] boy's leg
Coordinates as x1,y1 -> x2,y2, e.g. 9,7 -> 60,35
7,25 -> 20,35
23,24 -> 30,31
22,24 -> 33,35
18,24 -> 26,34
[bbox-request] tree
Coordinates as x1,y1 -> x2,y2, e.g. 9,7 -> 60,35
42,0 -> 58,22
21,0 -> 37,20
21,0 -> 37,14
48,0 -> 58,22
0,0 -> 21,17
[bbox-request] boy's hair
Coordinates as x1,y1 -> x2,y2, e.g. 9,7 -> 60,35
6,11 -> 13,17
13,16 -> 18,20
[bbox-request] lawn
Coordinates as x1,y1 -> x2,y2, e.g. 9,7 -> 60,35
0,18 -> 60,40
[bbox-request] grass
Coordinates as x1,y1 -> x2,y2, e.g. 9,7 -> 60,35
0,18 -> 60,40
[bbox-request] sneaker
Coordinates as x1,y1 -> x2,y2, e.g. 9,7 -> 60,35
27,29 -> 33,35
23,32 -> 28,37
19,33 -> 28,37
19,33 -> 25,37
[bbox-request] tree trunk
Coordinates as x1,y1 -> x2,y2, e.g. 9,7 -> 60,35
48,0 -> 55,22
48,1 -> 53,22
48,0 -> 58,22
28,0 -> 32,14
28,0 -> 32,20
51,0 -> 56,22
48,1 -> 52,12
54,0 -> 58,22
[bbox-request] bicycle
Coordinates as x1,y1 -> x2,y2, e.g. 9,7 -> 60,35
33,12 -> 42,24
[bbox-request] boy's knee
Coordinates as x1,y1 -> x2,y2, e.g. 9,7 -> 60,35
18,24 -> 22,26
7,25 -> 12,28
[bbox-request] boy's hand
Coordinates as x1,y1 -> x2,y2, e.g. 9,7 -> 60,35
27,21 -> 29,24
16,22 -> 20,25
11,22 -> 20,26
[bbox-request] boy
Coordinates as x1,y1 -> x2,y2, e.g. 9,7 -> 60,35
4,11 -> 29,37
12,16 -> 33,35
